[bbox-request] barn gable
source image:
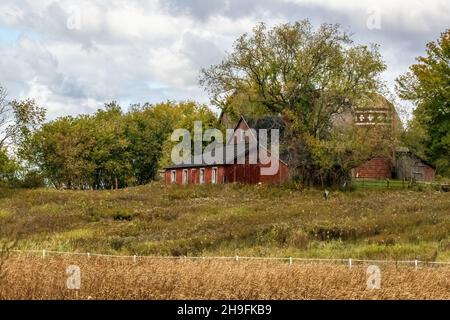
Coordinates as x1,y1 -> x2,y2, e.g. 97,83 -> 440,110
394,148 -> 436,182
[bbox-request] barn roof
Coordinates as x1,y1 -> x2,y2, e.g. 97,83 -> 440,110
395,147 -> 436,169
232,115 -> 287,135
165,115 -> 289,170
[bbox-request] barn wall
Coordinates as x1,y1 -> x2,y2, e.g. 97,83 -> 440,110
165,166 -> 225,185
394,153 -> 436,182
190,168 -> 198,184
165,169 -> 182,185
422,165 -> 436,181
395,154 -> 413,181
222,160 -> 289,184
224,163 -> 259,184
353,157 -> 393,179
166,157 -> 289,185
164,170 -> 169,184
258,161 -> 289,184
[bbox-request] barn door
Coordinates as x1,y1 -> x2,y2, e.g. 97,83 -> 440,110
412,162 -> 424,181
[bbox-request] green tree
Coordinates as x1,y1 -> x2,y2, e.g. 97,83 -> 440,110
125,103 -> 176,185
0,86 -> 45,148
396,29 -> 450,176
400,117 -> 429,160
21,116 -> 95,189
22,100 -> 217,189
155,101 -> 219,169
90,102 -> 131,189
200,21 -> 386,185
0,148 -> 19,186
0,85 -> 46,188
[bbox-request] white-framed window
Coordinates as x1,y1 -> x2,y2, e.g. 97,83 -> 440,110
211,167 -> 218,184
182,169 -> 188,185
199,168 -> 205,184
170,170 -> 176,184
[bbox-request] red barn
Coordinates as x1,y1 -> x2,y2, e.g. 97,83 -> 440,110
352,150 -> 436,182
349,95 -> 435,182
164,116 -> 289,185
394,148 -> 436,182
353,157 -> 393,179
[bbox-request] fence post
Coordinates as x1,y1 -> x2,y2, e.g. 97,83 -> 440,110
42,249 -> 46,259
348,258 -> 352,269
133,255 -> 137,263
414,260 -> 418,270
235,255 -> 239,262
289,257 -> 293,266
87,252 -> 90,259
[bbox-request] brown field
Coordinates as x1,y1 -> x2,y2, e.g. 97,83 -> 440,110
1,184 -> 449,261
1,184 -> 449,299
0,254 -> 448,300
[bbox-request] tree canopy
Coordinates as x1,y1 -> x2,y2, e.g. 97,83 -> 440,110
201,20 -> 387,185
0,86 -> 46,148
396,29 -> 450,176
20,101 -> 217,189
201,21 -> 386,138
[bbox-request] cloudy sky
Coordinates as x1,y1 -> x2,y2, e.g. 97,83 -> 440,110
0,0 -> 448,120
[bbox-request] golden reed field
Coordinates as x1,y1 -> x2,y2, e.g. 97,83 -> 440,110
0,254 -> 448,300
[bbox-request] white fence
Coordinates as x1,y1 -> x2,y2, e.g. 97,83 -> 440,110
9,249 -> 450,269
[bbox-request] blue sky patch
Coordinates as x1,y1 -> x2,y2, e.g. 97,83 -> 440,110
0,25 -> 41,45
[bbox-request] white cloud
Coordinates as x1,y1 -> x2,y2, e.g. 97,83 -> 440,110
0,0 -> 448,120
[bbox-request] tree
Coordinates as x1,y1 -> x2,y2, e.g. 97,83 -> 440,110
200,21 -> 386,185
22,101 -> 217,189
0,148 -> 19,186
156,101 -> 219,168
396,29 -> 450,176
125,102 -> 178,185
90,102 -> 132,189
400,117 -> 429,160
21,115 -> 95,189
0,85 -> 45,188
0,86 -> 46,148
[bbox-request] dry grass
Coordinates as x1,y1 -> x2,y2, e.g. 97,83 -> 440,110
1,183 -> 448,299
1,183 -> 449,261
0,254 -> 448,300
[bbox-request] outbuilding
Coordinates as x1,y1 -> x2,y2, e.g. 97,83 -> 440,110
394,148 -> 436,182
164,116 -> 289,185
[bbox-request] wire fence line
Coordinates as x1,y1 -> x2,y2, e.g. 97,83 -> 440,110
8,249 -> 450,269
350,178 -> 450,191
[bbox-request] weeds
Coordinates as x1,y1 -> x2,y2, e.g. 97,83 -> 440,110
0,184 -> 448,260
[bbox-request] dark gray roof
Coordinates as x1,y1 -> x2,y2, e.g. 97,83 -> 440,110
395,147 -> 436,169
165,115 -> 289,169
246,115 -> 286,132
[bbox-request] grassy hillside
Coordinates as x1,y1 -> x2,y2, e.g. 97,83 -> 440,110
0,183 -> 449,261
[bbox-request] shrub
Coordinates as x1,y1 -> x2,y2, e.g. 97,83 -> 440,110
18,171 -> 46,189
287,229 -> 310,249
